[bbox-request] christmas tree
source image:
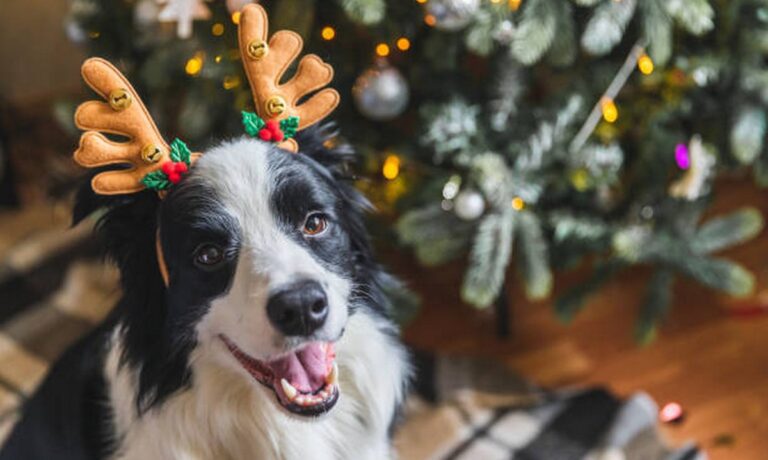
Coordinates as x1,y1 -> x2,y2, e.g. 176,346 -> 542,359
65,0 -> 768,341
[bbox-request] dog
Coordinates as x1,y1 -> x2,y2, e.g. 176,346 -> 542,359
0,124 -> 411,459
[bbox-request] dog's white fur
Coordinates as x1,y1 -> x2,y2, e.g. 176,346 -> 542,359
103,141 -> 409,459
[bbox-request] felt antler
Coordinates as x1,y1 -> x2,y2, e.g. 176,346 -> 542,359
74,58 -> 193,195
238,4 -> 340,152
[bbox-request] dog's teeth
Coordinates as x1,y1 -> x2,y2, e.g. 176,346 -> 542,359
319,390 -> 328,400
280,379 -> 298,401
326,362 -> 338,386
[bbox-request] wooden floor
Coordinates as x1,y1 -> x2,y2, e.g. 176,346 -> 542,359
394,177 -> 768,460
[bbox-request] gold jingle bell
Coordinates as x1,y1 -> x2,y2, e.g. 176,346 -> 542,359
247,39 -> 269,60
108,88 -> 132,111
265,95 -> 287,117
141,144 -> 164,164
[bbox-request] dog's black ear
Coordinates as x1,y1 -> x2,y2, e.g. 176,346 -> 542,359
294,122 -> 356,179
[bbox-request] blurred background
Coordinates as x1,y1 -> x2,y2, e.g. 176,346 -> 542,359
1,0 -> 768,458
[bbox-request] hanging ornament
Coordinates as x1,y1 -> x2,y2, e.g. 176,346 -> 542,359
423,0 -> 480,32
659,402 -> 686,424
454,189 -> 485,221
674,143 -> 690,169
493,20 -> 515,45
226,0 -> 255,14
157,0 -> 212,39
669,135 -> 715,200
353,60 -> 410,121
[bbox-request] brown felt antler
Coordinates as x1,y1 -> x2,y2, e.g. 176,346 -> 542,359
238,4 -> 340,152
74,58 -> 174,195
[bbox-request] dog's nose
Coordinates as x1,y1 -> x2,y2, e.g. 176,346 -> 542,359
266,280 -> 329,337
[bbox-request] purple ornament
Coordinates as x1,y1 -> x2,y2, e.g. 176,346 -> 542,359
675,143 -> 690,170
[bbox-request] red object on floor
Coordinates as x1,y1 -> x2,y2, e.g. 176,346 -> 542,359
659,402 -> 685,424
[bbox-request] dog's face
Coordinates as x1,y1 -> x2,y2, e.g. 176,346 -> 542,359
158,139 -> 361,417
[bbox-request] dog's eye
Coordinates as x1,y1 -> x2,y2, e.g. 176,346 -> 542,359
194,244 -> 225,267
303,213 -> 328,236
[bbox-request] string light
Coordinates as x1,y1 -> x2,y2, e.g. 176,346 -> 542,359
600,97 -> 618,123
396,37 -> 411,51
211,23 -> 225,36
509,0 -> 522,10
490,0 -> 502,3
375,43 -> 390,57
214,55 -> 223,63
416,0 -> 427,3
88,31 -> 101,39
223,75 -> 241,90
321,26 -> 336,41
424,14 -> 437,26
185,52 -> 204,76
382,155 -> 401,180
511,197 -> 525,211
231,11 -> 242,24
637,53 -> 654,75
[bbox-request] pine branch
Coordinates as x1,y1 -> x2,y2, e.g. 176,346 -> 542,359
674,256 -> 754,297
461,211 -> 515,308
692,208 -> 764,254
511,0 -> 557,65
547,1 -> 577,66
516,211 -> 553,300
730,105 -> 766,165
336,0 -> 385,25
581,0 -> 637,56
555,259 -> 625,322
664,0 -> 715,36
635,268 -> 674,345
640,0 -> 673,66
396,204 -> 475,266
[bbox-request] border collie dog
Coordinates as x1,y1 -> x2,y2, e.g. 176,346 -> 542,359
1,127 -> 410,459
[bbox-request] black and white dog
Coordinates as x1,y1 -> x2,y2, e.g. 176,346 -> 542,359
0,126 -> 410,459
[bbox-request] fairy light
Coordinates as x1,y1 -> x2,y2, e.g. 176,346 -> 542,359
601,97 -> 618,123
223,75 -> 241,90
321,26 -> 336,41
382,155 -> 401,180
637,53 -> 654,75
511,197 -> 525,211
416,0 -> 427,3
396,37 -> 411,51
424,14 -> 437,26
214,54 -> 223,63
88,31 -> 101,39
509,0 -> 522,10
185,52 -> 204,76
211,23 -> 225,36
231,11 -> 242,24
490,0 -> 502,3
375,43 -> 390,57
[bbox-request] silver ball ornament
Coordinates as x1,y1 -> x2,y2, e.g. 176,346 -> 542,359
454,189 -> 485,221
424,0 -> 481,32
353,62 -> 410,121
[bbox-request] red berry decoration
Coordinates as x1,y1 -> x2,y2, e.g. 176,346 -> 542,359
259,129 -> 273,141
265,119 -> 280,131
272,130 -> 285,142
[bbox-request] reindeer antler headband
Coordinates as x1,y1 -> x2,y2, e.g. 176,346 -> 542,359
73,3 -> 339,195
73,4 -> 339,284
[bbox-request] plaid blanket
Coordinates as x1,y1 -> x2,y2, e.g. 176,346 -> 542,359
0,204 -> 704,459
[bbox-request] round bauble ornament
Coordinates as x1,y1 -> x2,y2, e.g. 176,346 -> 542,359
454,189 -> 485,221
424,0 -> 480,32
353,61 -> 409,121
226,0 -> 255,14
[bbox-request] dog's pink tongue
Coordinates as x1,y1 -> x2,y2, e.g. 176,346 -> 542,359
269,343 -> 329,393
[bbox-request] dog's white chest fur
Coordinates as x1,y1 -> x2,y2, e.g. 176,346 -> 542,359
104,312 -> 408,460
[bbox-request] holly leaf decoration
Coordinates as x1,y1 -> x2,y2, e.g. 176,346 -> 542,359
242,111 -> 266,137
280,116 -> 300,139
170,138 -> 192,165
141,170 -> 171,191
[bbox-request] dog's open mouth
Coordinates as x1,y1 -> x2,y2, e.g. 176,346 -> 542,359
220,335 -> 339,417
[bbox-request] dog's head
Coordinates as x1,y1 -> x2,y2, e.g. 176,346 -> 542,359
75,125 -> 394,417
